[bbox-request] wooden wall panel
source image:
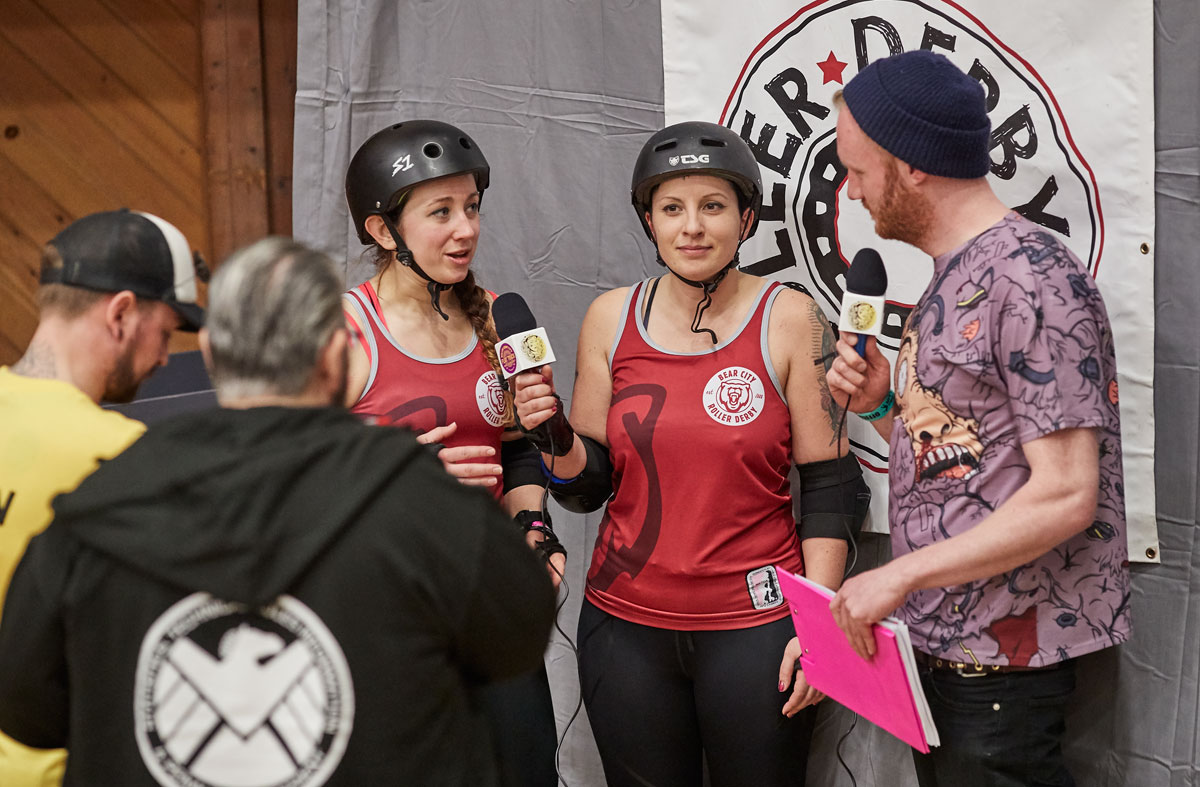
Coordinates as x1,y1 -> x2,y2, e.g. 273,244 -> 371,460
35,0 -> 203,145
2,0 -> 205,194
261,0 -> 297,237
0,0 -> 296,366
202,0 -> 269,264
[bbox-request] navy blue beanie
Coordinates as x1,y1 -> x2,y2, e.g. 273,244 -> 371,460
842,50 -> 991,179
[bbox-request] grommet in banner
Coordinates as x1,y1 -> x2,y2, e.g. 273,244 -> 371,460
1140,243 -> 1150,254
1146,547 -> 1157,559
992,703 -> 1001,711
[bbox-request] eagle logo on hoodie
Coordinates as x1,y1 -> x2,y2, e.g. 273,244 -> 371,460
134,593 -> 354,787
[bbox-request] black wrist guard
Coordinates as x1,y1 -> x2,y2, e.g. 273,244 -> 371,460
544,434 -> 613,513
513,509 -> 567,561
517,393 -> 576,457
796,454 -> 871,545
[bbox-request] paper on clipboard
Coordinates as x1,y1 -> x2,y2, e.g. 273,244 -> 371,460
777,567 -> 939,752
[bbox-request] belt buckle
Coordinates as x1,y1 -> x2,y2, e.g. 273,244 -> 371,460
934,657 -> 991,678
955,665 -> 990,678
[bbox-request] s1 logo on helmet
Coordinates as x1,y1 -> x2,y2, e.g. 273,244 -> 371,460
390,154 -> 413,177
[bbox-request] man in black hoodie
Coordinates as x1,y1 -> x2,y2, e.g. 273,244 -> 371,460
0,237 -> 556,786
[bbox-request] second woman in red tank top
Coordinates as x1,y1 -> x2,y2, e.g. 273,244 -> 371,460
512,122 -> 867,787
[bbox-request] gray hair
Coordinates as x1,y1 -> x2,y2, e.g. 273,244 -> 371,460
205,237 -> 344,398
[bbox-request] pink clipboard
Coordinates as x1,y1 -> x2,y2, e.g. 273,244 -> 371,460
776,567 -> 939,752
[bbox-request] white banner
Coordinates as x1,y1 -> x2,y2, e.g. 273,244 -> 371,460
662,0 -> 1157,560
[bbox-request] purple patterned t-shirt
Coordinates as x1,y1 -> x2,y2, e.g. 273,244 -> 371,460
888,213 -> 1131,668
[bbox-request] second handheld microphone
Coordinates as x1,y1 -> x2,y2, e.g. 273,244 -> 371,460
839,248 -> 888,357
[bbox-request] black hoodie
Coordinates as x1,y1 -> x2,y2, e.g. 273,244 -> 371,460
0,405 -> 555,786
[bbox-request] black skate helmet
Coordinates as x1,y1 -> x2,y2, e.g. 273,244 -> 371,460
344,120 -> 489,318
346,119 -> 489,246
631,121 -> 762,241
629,121 -> 764,344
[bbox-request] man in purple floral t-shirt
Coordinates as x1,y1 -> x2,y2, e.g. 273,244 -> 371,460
826,50 -> 1130,787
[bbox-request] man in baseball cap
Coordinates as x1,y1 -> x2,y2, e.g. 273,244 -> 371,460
0,209 -> 205,786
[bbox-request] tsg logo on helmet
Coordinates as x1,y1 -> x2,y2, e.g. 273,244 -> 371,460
718,0 -> 1102,352
669,153 -> 712,166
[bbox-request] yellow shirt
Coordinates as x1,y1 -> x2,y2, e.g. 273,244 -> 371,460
0,367 -> 145,787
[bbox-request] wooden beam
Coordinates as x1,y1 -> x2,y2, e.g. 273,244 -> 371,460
202,0 -> 269,266
260,0 -> 297,236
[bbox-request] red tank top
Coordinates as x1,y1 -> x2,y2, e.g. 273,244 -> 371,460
344,282 -> 506,499
585,279 -> 803,630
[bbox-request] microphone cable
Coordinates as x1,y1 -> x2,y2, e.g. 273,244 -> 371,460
540,429 -> 584,787
812,346 -> 870,787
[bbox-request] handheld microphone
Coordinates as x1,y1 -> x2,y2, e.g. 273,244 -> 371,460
491,292 -> 573,456
838,248 -> 888,357
492,292 -> 557,380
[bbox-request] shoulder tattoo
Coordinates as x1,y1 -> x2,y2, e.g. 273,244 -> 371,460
806,299 -> 844,443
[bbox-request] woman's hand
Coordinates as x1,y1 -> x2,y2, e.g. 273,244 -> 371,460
778,636 -> 825,717
416,422 -> 503,488
525,529 -> 566,590
511,367 -> 561,433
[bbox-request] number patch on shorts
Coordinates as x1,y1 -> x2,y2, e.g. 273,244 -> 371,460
746,565 -> 784,610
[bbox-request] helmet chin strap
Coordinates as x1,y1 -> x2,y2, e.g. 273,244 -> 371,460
655,214 -> 751,345
380,212 -> 453,321
658,254 -> 738,345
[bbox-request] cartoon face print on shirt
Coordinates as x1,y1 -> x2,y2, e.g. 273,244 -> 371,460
894,326 -> 983,485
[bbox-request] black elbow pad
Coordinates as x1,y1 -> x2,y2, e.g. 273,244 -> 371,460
545,434 -> 613,513
502,437 -> 545,493
796,454 -> 870,545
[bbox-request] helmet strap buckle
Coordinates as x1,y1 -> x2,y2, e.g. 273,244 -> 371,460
380,212 -> 452,320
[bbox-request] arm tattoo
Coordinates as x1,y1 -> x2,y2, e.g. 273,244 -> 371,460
806,300 -> 844,444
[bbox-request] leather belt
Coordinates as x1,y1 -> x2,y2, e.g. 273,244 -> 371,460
912,650 -> 1063,677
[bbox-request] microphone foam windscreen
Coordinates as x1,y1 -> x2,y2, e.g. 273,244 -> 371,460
492,292 -> 538,338
846,248 -> 888,296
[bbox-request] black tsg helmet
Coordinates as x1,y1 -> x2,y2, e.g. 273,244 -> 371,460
630,121 -> 763,241
345,119 -> 490,245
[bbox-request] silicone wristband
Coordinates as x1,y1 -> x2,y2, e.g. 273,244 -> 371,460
856,389 -> 895,422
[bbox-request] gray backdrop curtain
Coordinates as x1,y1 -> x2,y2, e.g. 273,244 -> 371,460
292,1 -> 1200,784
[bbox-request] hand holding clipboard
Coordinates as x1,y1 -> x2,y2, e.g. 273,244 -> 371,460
777,568 -> 940,753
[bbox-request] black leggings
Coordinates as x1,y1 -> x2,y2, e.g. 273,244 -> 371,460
578,600 -> 816,787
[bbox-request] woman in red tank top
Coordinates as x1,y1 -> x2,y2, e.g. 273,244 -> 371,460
341,120 -> 562,787
512,122 -> 869,786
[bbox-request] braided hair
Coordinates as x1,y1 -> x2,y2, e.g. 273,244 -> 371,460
453,270 -> 514,426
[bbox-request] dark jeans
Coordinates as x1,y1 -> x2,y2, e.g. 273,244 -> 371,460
578,599 -> 815,787
479,664 -> 558,787
913,660 -> 1077,787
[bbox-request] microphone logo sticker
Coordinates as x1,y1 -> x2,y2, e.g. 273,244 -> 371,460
521,334 -> 547,363
498,342 -> 518,375
847,300 -> 878,332
476,370 -> 507,427
702,366 -> 766,425
134,593 -> 354,787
